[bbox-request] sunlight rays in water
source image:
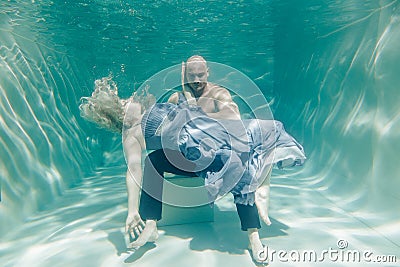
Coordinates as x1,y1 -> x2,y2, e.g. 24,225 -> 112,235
268,174 -> 400,263
0,11 -> 92,235
0,168 -> 242,267
290,3 -> 400,233
1,1 -> 400,266
2,167 -> 398,267
318,0 -> 398,38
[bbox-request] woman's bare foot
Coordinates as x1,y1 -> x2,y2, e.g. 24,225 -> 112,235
255,185 -> 271,226
129,220 -> 158,248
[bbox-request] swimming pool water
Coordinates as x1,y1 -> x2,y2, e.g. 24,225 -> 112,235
1,1 -> 399,266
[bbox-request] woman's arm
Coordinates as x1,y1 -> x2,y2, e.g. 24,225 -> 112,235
123,126 -> 144,232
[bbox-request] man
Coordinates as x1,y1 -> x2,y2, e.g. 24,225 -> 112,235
127,55 -> 270,264
169,55 -> 272,226
168,55 -> 241,120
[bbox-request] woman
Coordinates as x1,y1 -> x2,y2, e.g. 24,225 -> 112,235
80,77 -> 306,264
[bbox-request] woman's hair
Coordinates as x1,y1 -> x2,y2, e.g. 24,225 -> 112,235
79,77 -> 155,133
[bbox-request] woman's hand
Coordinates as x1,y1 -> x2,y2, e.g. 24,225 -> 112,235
125,211 -> 145,240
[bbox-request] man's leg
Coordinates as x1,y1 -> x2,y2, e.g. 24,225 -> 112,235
132,149 -> 197,248
236,204 -> 267,264
139,149 -> 197,220
236,203 -> 267,263
138,149 -> 165,221
235,203 -> 261,231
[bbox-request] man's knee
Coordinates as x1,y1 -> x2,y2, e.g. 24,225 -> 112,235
145,150 -> 165,170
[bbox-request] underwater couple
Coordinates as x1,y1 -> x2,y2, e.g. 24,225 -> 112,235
79,56 -> 306,265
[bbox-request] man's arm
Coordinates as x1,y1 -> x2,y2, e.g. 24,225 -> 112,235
169,86 -> 240,119
208,87 -> 241,120
167,92 -> 179,104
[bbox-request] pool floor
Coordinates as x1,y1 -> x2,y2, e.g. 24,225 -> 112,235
1,167 -> 399,267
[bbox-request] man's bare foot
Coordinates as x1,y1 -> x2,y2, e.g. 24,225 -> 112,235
128,220 -> 158,248
255,185 -> 271,226
248,228 -> 268,265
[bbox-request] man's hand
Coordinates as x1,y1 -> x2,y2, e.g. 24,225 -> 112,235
125,211 -> 145,241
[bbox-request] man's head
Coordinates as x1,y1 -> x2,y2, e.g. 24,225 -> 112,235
185,55 -> 209,96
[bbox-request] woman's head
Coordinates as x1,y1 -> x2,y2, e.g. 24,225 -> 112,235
79,78 -> 125,133
79,77 -> 155,133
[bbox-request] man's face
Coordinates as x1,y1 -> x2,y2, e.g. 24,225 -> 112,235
185,61 -> 208,95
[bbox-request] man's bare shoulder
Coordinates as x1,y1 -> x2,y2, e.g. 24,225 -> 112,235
208,82 -> 227,91
207,83 -> 232,100
167,92 -> 179,104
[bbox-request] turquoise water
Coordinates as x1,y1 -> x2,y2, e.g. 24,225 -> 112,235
1,0 -> 399,266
